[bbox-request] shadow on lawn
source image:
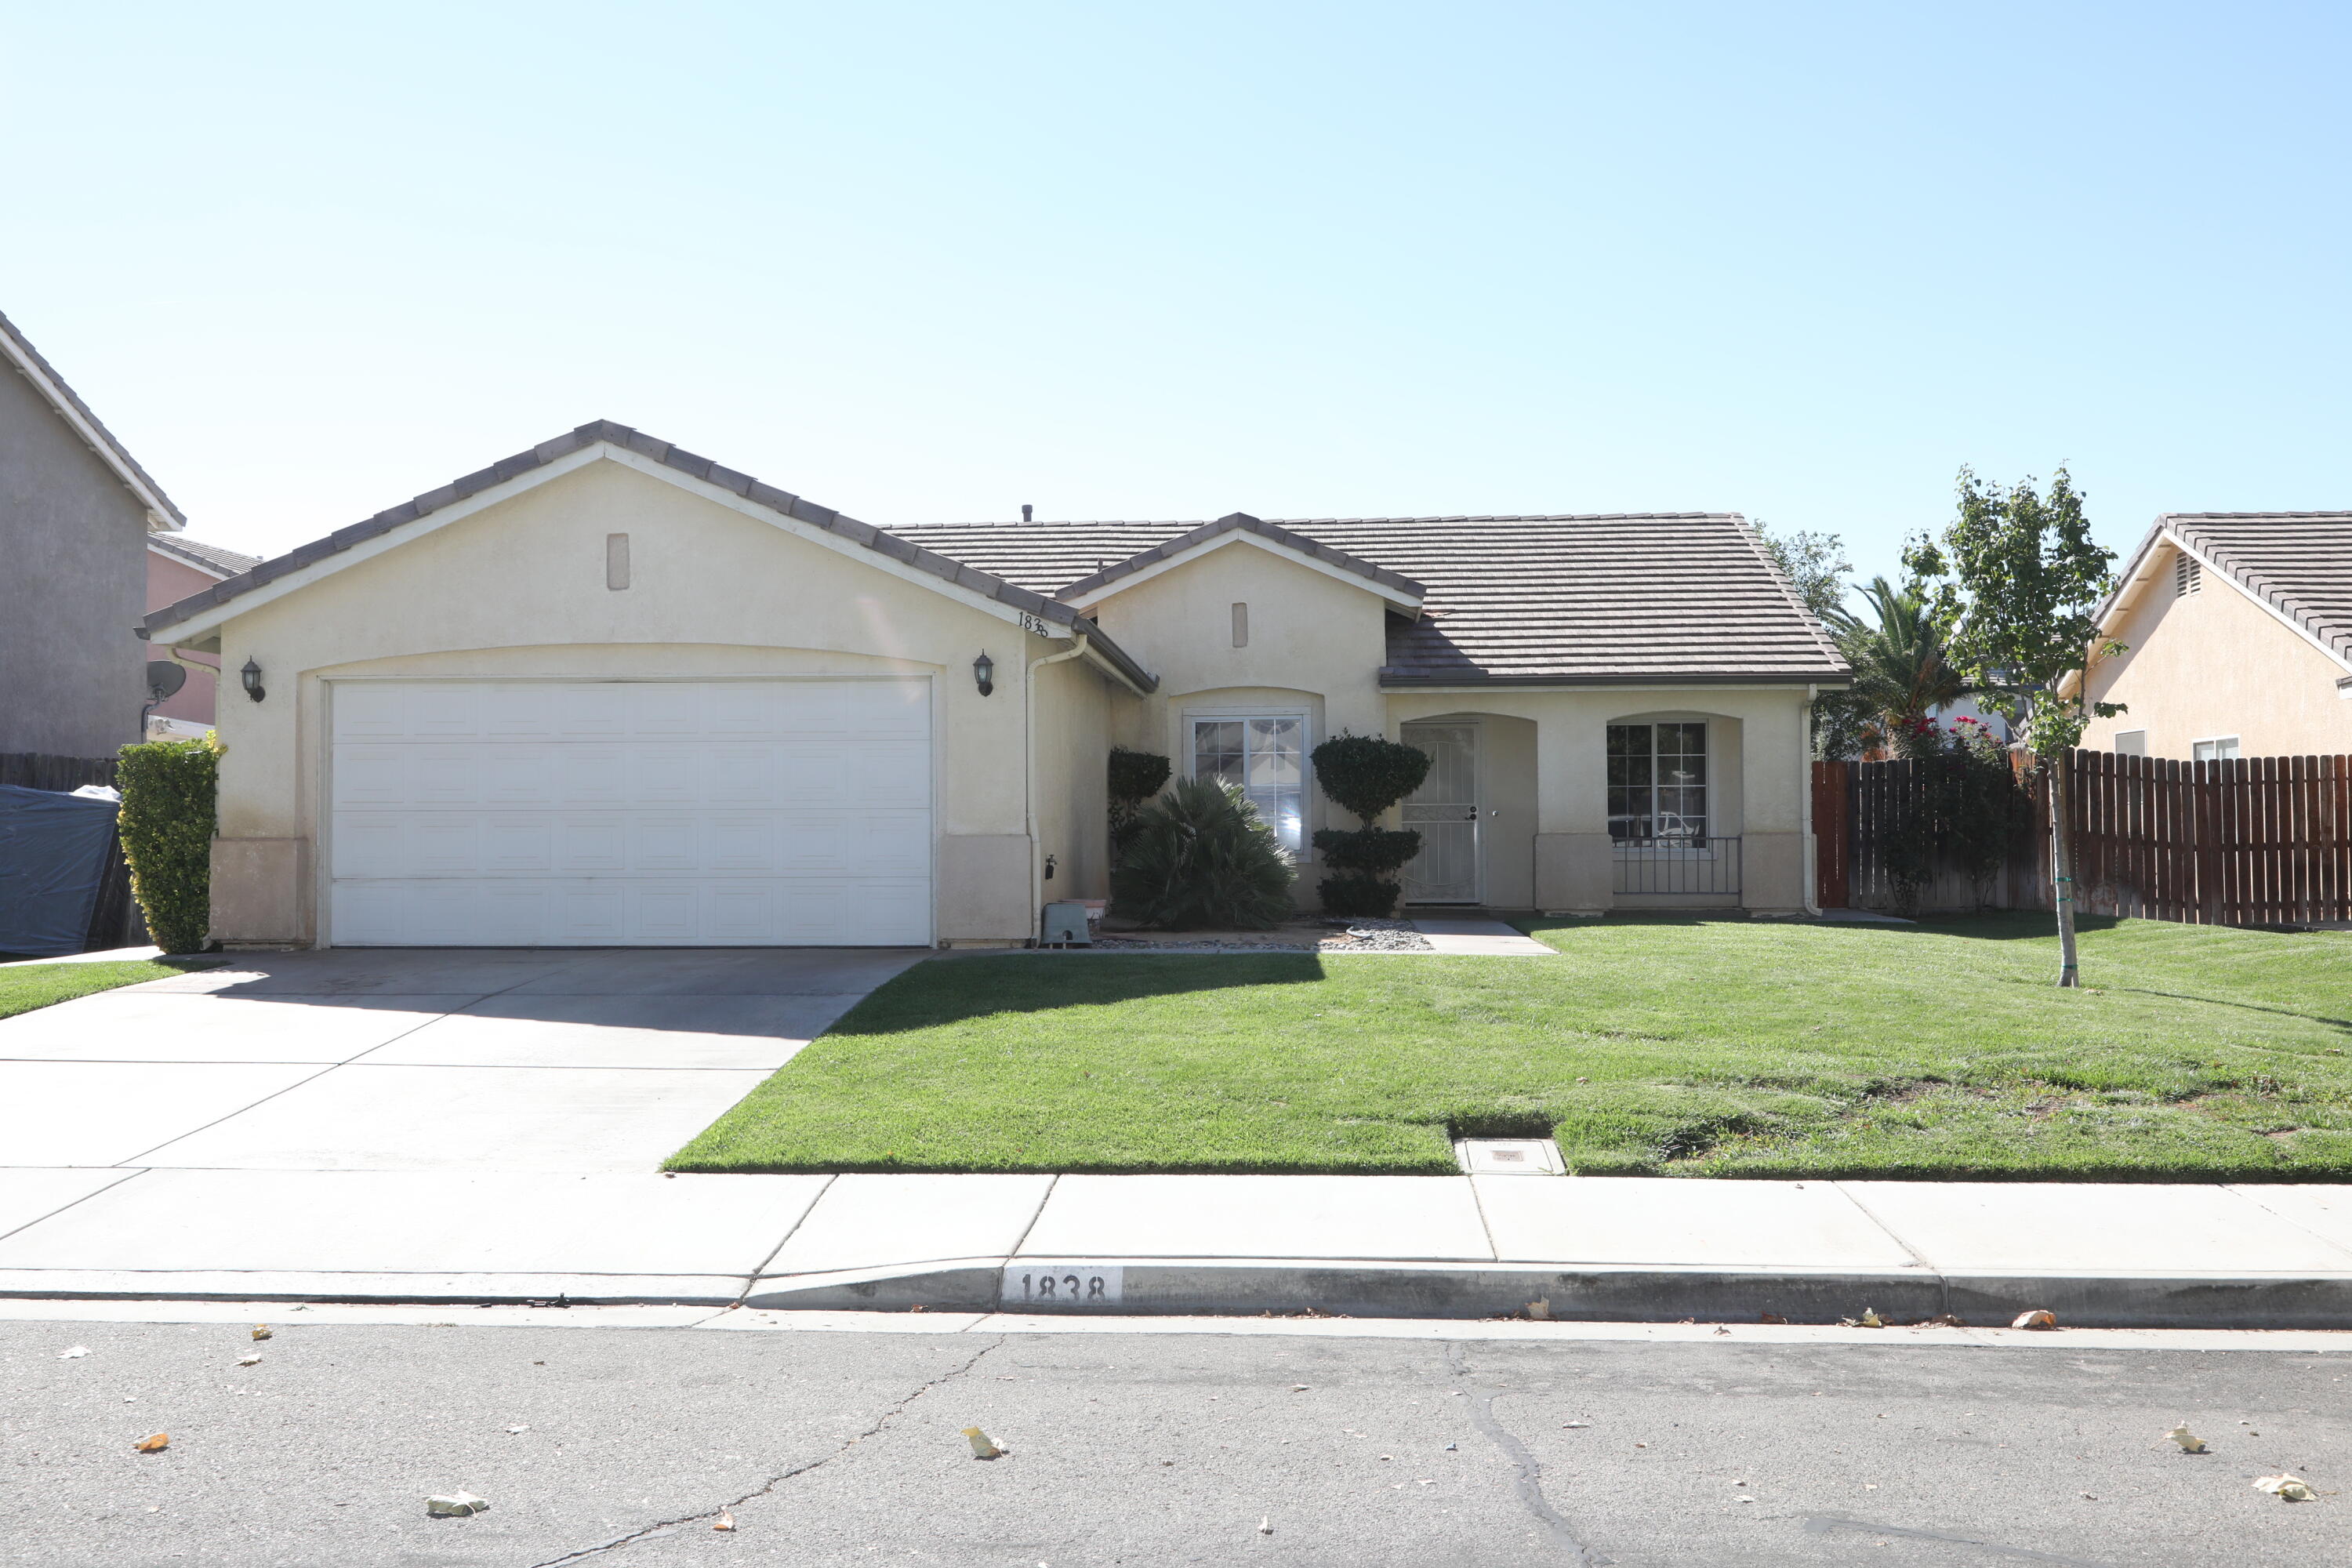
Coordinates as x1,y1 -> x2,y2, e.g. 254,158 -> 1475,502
832,951 -> 1327,1034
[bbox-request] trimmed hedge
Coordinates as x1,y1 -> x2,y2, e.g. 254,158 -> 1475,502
1107,746 -> 1172,863
116,736 -> 218,954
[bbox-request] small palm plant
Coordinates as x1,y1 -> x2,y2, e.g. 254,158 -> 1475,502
1820,575 -> 1973,758
1109,776 -> 1295,930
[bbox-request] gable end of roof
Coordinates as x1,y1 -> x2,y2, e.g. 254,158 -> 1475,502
137,420 -> 1156,692
1058,512 -> 1428,604
0,307 -> 185,529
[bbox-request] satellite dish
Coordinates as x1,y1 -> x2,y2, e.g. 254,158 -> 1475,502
145,660 -> 187,702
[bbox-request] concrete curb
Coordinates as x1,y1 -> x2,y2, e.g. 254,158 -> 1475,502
8,1259 -> 2352,1328
740,1257 -> 2352,1328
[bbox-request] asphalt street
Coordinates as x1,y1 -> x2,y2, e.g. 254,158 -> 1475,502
4,1319 -> 2345,1566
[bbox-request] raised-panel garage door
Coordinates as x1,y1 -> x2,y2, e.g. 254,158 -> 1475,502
328,679 -> 931,946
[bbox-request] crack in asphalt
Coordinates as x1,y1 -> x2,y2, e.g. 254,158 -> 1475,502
1447,1341 -> 1612,1566
528,1335 -> 1007,1566
1803,1514 -> 2120,1565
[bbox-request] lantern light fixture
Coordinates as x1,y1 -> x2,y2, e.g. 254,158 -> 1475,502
972,651 -> 995,697
240,657 -> 267,703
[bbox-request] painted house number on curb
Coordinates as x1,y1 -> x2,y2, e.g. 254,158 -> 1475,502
1001,1265 -> 1123,1308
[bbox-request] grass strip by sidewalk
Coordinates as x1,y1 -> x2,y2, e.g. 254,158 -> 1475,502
0,960 -> 203,1022
668,913 -> 2352,1181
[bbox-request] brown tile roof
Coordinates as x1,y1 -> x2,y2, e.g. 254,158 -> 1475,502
138,419 -> 1848,688
138,420 -> 1158,693
892,514 -> 1849,685
2161,513 -> 2352,666
0,307 -> 185,528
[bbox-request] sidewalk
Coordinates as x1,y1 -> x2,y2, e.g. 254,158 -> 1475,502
2,1169 -> 2348,1329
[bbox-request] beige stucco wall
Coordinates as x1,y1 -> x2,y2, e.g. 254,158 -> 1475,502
2082,540 -> 2352,758
1089,540 -> 1390,893
1033,645 -> 1119,902
182,455 -> 1083,946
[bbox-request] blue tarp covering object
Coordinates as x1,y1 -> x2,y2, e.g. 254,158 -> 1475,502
0,785 -> 120,956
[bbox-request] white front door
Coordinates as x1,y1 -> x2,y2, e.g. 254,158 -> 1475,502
326,678 -> 932,946
1400,723 -> 1479,903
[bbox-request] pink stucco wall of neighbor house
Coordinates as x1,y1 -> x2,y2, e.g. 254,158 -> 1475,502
146,548 -> 228,726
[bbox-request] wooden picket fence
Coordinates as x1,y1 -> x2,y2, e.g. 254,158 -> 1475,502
1813,750 -> 2352,926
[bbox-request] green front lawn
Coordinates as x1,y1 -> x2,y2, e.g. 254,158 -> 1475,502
0,959 -> 207,1022
667,915 -> 2352,1180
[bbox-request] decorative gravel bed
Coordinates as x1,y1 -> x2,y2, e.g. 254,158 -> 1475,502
1087,919 -> 1433,953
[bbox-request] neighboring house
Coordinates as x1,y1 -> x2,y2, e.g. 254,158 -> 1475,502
144,535 -> 262,739
1,309 -> 187,757
2077,514 -> 2352,761
140,421 -> 1849,949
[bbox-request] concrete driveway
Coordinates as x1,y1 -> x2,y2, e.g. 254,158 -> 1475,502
0,947 -> 925,1175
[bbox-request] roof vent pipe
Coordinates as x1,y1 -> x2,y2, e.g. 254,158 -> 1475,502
1022,504 -> 1033,522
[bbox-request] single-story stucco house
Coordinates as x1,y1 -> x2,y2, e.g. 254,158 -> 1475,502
140,422 -> 1851,949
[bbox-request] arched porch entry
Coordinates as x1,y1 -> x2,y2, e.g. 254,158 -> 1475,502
1396,713 -> 1538,908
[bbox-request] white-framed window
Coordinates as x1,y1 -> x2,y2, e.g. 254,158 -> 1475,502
2191,735 -> 2241,763
1607,721 -> 1708,843
2114,730 -> 2147,757
1189,714 -> 1307,855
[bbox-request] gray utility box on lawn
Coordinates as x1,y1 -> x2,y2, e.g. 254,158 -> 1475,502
1040,902 -> 1092,946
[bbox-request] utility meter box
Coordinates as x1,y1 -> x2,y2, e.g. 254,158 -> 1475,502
1040,901 -> 1092,946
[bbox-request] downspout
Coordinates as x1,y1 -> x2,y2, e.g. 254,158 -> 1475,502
1025,632 -> 1093,944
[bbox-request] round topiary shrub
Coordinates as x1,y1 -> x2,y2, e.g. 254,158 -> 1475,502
1110,776 -> 1294,930
1308,732 -> 1432,918
115,735 -> 219,955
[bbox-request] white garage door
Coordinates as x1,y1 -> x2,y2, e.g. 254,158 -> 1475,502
327,679 -> 932,946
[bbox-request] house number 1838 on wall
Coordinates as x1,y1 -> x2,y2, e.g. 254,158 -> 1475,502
1001,1265 -> 1123,1308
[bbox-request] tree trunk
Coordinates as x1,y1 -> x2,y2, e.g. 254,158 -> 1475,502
2049,752 -> 2081,987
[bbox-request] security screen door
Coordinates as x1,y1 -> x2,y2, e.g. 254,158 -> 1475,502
1400,724 -> 1479,902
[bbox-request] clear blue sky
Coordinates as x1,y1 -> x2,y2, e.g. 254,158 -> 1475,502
8,2 -> 2347,596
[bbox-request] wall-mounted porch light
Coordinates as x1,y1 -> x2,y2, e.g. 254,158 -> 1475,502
973,650 -> 995,697
240,657 -> 267,703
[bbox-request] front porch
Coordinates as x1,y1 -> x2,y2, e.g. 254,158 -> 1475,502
1381,688 -> 1817,916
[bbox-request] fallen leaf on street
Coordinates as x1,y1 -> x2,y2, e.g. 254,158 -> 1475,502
425,1491 -> 491,1518
2163,1424 -> 2209,1454
133,1433 -> 169,1453
2010,1309 -> 2057,1330
1759,1312 -> 1788,1324
236,1354 -> 262,1367
1712,1326 -> 1732,1336
1524,1299 -> 1552,1322
250,1325 -> 273,1341
1840,1309 -> 1885,1328
1290,1385 -> 1308,1392
58,1346 -> 89,1359
713,1511 -> 736,1531
1258,1517 -> 1273,1535
1914,1313 -> 1968,1328
963,1426 -> 1005,1460
2253,1474 -> 2317,1501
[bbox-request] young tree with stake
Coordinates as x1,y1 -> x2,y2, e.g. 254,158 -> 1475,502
1906,466 -> 2122,987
